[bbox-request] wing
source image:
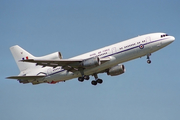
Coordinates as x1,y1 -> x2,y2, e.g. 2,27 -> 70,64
21,59 -> 82,67
6,75 -> 45,80
6,75 -> 46,85
21,57 -> 110,71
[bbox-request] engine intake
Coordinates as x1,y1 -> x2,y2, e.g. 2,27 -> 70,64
81,56 -> 101,68
107,64 -> 125,76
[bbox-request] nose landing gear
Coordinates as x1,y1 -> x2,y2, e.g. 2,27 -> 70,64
147,59 -> 151,64
147,54 -> 151,64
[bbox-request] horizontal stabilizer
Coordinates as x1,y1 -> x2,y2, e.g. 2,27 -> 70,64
6,75 -> 45,80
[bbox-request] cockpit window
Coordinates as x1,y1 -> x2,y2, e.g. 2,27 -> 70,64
161,34 -> 168,38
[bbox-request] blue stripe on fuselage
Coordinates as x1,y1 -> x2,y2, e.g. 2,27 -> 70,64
47,37 -> 168,77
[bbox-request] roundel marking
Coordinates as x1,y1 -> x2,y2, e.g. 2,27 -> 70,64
139,44 -> 144,49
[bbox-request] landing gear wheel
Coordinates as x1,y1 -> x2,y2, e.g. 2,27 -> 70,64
97,79 -> 103,84
147,59 -> 151,64
146,54 -> 151,64
84,75 -> 90,80
78,77 -> 84,82
91,80 -> 97,85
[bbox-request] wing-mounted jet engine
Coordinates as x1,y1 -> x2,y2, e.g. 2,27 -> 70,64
107,64 -> 125,76
36,52 -> 63,60
81,56 -> 101,68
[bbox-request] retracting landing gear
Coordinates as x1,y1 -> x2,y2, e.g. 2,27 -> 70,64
147,53 -> 151,64
91,74 -> 103,86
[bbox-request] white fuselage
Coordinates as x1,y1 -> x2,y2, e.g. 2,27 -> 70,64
33,33 -> 174,83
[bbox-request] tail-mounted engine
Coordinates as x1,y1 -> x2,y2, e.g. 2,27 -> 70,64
37,52 -> 63,60
81,56 -> 101,68
107,64 -> 125,76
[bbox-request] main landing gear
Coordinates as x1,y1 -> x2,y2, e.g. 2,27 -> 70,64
78,74 -> 103,86
147,54 -> 151,64
91,74 -> 103,86
78,75 -> 90,82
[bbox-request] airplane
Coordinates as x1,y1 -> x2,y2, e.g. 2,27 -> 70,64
7,32 -> 175,85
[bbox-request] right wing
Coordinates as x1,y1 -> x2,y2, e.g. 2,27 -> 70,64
6,75 -> 45,80
6,75 -> 46,85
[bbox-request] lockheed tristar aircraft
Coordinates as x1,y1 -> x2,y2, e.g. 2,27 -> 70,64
7,33 -> 175,85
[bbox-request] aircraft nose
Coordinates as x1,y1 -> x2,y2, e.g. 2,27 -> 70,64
171,36 -> 175,41
162,36 -> 175,46
169,36 -> 175,43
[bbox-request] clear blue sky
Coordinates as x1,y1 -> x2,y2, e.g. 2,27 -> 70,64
1,0 -> 180,120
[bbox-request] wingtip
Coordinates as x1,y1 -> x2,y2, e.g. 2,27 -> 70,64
6,76 -> 16,79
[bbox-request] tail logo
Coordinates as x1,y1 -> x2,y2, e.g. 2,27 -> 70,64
22,56 -> 29,60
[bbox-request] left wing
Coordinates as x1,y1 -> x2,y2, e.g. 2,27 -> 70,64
22,59 -> 82,67
21,57 -> 110,71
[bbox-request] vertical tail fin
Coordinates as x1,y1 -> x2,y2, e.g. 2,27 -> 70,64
10,45 -> 36,72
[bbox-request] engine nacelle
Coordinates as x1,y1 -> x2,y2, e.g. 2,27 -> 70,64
107,64 -> 125,76
81,56 -> 101,68
37,52 -> 63,60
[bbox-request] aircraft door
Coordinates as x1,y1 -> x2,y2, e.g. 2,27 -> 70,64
111,47 -> 117,54
146,36 -> 152,50
146,36 -> 151,43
